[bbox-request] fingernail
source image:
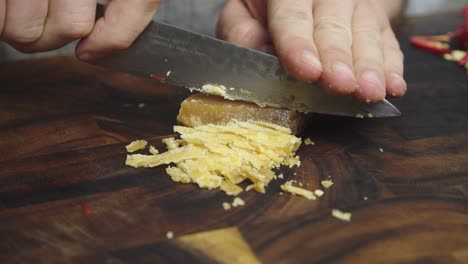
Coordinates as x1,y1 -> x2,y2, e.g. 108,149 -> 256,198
301,50 -> 322,72
361,70 -> 384,88
389,73 -> 407,96
333,62 -> 356,81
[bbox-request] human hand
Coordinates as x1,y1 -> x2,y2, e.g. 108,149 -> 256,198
217,0 -> 407,103
0,0 -> 161,60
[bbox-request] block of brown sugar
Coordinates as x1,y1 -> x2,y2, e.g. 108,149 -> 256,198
177,93 -> 306,135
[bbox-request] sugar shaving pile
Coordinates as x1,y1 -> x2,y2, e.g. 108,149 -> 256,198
125,120 -> 349,219
126,120 -> 301,195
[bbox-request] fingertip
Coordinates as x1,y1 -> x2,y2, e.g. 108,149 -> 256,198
75,36 -> 104,61
217,0 -> 269,50
75,40 -> 86,59
300,50 -> 323,79
281,49 -> 323,82
75,32 -> 93,61
266,1 -> 319,82
356,70 -> 386,102
322,62 -> 358,95
386,72 -> 407,98
76,0 -> 159,61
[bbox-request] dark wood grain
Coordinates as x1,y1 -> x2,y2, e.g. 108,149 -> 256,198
0,13 -> 467,264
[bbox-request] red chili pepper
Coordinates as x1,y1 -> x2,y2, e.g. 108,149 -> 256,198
150,74 -> 165,82
465,16 -> 468,30
81,203 -> 93,215
429,34 -> 453,42
458,53 -> 468,66
454,27 -> 464,39
461,5 -> 468,49
410,36 -> 452,55
454,26 -> 468,49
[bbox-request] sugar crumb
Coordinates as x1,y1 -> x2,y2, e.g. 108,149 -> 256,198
201,84 -> 227,97
166,231 -> 174,239
332,209 -> 352,222
239,88 -> 252,95
304,138 -> 315,145
281,181 -> 316,200
321,180 -> 334,188
314,189 -> 324,197
149,146 -> 159,155
232,197 -> 245,207
126,140 -> 148,153
222,202 -> 232,210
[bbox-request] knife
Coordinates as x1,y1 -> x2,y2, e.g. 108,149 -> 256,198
90,5 -> 400,118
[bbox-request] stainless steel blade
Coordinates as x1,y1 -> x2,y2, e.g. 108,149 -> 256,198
91,20 -> 401,118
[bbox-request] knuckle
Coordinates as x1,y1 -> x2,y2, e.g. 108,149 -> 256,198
385,62 -> 403,73
354,26 -> 382,43
353,57 -> 383,69
6,23 -> 44,44
393,50 -> 404,62
400,51 -> 405,61
62,20 -> 94,39
314,16 -> 352,42
271,6 -> 311,25
321,45 -> 352,60
386,45 -> 404,60
223,21 -> 253,43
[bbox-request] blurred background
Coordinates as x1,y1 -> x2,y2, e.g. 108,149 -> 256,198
1,0 -> 467,62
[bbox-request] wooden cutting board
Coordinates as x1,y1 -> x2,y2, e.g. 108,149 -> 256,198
0,13 -> 467,264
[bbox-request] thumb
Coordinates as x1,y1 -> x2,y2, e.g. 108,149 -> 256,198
76,0 -> 161,61
217,0 -> 270,51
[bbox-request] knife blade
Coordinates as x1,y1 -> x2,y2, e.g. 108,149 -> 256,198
90,20 -> 401,118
